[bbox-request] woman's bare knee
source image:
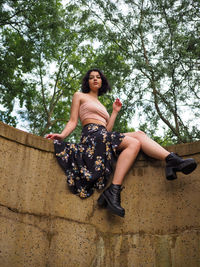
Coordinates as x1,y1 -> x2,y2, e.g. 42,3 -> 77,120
129,138 -> 141,151
117,136 -> 141,151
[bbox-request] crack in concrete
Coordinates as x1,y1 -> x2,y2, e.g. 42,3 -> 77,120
0,203 -> 90,227
1,203 -> 199,238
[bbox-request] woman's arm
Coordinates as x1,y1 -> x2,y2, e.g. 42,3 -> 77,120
106,110 -> 119,132
106,98 -> 122,132
46,92 -> 81,140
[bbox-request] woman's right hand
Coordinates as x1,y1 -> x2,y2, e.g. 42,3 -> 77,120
45,133 -> 64,140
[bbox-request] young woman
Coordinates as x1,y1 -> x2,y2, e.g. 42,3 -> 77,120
46,68 -> 197,217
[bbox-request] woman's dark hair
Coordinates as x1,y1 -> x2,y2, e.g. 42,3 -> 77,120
81,68 -> 111,96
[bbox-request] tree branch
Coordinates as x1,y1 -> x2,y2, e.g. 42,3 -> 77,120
38,53 -> 48,115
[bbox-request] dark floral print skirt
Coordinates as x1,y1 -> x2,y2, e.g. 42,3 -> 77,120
54,123 -> 125,198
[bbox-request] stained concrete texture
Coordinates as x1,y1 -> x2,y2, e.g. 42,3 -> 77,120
0,121 -> 200,267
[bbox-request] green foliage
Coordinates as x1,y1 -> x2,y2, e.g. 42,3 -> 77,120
74,0 -> 200,143
1,0 -> 199,145
0,0 -> 132,139
0,0 -> 65,125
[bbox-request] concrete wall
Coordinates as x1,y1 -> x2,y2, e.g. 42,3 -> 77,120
0,121 -> 199,267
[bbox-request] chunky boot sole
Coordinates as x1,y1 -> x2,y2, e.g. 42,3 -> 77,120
178,159 -> 197,174
97,193 -> 125,217
166,167 -> 177,180
166,158 -> 197,180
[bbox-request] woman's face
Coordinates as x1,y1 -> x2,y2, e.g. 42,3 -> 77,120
88,71 -> 102,93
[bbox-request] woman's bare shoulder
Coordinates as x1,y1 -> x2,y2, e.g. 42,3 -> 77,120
73,91 -> 82,97
71,92 -> 82,103
73,91 -> 87,99
73,92 -> 91,104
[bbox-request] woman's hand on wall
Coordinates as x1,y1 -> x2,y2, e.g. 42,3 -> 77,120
45,133 -> 64,140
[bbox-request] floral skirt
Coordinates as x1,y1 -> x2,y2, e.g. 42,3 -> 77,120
54,123 -> 125,198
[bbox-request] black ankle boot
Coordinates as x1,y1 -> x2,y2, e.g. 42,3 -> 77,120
165,152 -> 197,180
97,184 -> 125,217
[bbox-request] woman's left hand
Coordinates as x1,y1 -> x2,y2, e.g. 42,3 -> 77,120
113,98 -> 122,112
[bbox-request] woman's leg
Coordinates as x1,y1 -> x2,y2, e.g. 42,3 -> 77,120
99,131 -> 196,217
112,136 -> 141,185
98,136 -> 141,217
124,131 -> 170,160
112,131 -> 170,185
121,131 -> 196,180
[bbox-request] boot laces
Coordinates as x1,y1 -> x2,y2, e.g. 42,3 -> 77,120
114,186 -> 125,203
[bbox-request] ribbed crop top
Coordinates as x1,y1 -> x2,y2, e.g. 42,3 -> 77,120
79,101 -> 110,126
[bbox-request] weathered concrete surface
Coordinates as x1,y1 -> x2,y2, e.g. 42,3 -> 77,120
0,121 -> 200,267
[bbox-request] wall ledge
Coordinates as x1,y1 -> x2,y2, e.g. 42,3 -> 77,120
0,121 -> 200,156
0,121 -> 54,152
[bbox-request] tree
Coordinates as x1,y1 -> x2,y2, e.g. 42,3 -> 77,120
1,1 -> 132,141
0,0 -> 65,126
74,0 -> 200,143
2,0 -> 198,144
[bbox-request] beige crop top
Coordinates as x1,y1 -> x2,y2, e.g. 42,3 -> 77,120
79,101 -> 110,126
